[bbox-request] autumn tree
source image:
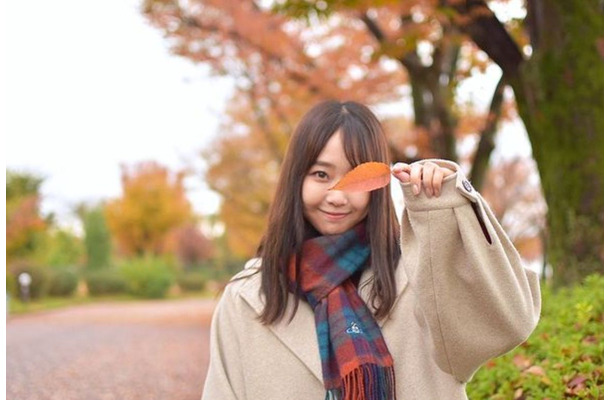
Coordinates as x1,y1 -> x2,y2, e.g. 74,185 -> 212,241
276,1 -> 510,166
163,224 -> 215,269
105,162 -> 194,257
6,170 -> 47,266
142,0 -> 508,166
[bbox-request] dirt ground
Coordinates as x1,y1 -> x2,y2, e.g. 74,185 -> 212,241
6,298 -> 218,400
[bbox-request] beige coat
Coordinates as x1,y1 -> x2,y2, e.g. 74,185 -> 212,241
201,160 -> 541,400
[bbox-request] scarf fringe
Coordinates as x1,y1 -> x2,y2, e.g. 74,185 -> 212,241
325,364 -> 396,400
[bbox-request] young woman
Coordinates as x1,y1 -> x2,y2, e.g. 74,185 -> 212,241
201,100 -> 541,400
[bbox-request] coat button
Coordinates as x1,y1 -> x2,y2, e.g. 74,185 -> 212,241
462,180 -> 473,192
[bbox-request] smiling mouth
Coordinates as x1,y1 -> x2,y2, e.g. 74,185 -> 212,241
321,211 -> 349,220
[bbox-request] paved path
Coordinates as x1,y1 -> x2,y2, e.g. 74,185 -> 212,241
7,299 -> 218,400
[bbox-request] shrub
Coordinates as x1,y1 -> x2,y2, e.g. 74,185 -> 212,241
189,258 -> 248,283
85,268 -> 128,296
6,273 -> 17,298
119,257 -> 174,299
176,272 -> 206,292
9,262 -> 50,299
48,266 -> 79,297
467,274 -> 604,399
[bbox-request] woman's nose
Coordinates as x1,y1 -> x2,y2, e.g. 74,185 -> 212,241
326,189 -> 348,206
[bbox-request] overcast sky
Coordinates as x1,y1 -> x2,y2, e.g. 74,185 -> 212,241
3,0 -> 235,230
2,0 -> 532,233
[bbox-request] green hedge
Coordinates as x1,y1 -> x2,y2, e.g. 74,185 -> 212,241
468,274 -> 604,399
119,257 -> 174,299
48,266 -> 79,297
85,268 -> 128,296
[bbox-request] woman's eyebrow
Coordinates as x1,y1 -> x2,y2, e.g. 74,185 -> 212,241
312,161 -> 335,168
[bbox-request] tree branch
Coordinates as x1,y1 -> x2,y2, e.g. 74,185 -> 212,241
448,0 -> 523,77
360,12 -> 423,72
469,76 -> 507,189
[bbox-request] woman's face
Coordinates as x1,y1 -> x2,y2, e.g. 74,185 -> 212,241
302,131 -> 370,236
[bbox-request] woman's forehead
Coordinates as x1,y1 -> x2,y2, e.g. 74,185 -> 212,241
310,132 -> 353,169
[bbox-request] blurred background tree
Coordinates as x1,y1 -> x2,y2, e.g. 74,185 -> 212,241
38,229 -> 84,268
7,170 -> 83,299
6,170 -> 48,266
75,204 -> 113,271
163,224 -> 215,270
6,162 -> 223,301
141,0 -> 602,286
105,161 -> 194,257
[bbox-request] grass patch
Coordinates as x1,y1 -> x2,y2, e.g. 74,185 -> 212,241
468,274 -> 603,399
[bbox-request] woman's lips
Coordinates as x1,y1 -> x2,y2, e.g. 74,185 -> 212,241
321,211 -> 349,221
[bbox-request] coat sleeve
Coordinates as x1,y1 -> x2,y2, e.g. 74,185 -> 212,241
201,282 -> 248,400
399,159 -> 541,383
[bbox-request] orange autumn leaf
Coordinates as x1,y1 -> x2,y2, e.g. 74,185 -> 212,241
330,162 -> 391,192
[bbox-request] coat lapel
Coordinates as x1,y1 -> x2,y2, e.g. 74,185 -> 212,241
238,259 -> 409,384
239,271 -> 324,382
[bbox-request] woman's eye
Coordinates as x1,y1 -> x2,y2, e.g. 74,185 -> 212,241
313,171 -> 329,180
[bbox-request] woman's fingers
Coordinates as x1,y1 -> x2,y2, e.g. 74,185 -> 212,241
394,161 -> 454,197
431,167 -> 444,197
409,163 -> 423,195
422,163 -> 435,197
391,163 -> 411,183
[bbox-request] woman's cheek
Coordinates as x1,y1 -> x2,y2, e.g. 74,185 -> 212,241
350,192 -> 371,212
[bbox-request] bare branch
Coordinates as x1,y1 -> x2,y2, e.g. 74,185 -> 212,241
469,76 -> 507,189
448,0 -> 523,77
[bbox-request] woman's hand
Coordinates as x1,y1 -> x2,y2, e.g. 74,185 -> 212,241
392,162 -> 454,198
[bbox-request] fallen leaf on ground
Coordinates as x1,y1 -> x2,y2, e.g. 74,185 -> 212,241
567,375 -> 588,388
513,354 -> 532,370
524,365 -> 546,376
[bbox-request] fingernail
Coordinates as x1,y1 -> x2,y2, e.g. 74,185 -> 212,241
412,184 -> 419,195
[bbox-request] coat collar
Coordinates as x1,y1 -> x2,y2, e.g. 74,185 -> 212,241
238,257 -> 409,383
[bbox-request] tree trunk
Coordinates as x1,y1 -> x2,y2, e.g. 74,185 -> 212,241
469,77 -> 506,190
511,0 -> 603,286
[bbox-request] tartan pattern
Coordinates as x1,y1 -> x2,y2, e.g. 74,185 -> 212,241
288,222 -> 396,400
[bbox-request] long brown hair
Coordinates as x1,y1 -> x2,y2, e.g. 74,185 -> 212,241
257,100 -> 400,325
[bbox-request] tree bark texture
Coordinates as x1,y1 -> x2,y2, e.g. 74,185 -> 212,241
511,0 -> 604,286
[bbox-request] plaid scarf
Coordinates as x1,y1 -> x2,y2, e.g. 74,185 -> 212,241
288,222 -> 396,400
